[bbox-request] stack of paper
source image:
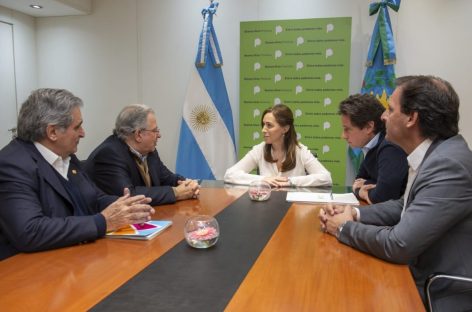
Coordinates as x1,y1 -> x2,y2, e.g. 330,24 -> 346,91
286,192 -> 359,205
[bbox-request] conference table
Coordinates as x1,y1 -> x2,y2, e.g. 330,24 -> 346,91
0,182 -> 424,311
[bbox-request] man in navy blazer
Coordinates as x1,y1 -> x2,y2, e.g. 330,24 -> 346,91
85,104 -> 199,206
321,76 -> 472,308
339,93 -> 408,204
0,89 -> 155,260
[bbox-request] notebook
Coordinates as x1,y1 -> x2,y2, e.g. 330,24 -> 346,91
286,192 -> 359,205
106,220 -> 172,240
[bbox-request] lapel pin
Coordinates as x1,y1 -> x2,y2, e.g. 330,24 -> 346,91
72,169 -> 77,175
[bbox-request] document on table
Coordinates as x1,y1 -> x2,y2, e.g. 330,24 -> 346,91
286,192 -> 360,205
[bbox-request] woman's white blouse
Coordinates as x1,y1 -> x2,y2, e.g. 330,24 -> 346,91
224,142 -> 332,187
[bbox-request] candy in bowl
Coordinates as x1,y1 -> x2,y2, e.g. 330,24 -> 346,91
248,180 -> 271,201
184,215 -> 219,249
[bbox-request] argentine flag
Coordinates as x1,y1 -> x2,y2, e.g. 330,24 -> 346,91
176,2 -> 236,180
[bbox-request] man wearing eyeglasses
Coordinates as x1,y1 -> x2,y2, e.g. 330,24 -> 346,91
0,90 -> 154,260
86,104 -> 199,206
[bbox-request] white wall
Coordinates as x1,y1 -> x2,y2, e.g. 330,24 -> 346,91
36,0 -> 139,159
29,0 -> 472,166
0,5 -> 37,107
136,0 -> 380,170
396,0 -> 472,140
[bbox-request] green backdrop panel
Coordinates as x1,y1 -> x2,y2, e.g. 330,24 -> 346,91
240,17 -> 351,186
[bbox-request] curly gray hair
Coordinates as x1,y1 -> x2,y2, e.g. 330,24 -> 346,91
17,88 -> 83,142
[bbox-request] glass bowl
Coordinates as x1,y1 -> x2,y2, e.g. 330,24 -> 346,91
184,215 -> 219,249
248,180 -> 271,201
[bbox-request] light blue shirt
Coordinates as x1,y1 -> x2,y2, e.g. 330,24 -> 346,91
362,132 -> 380,157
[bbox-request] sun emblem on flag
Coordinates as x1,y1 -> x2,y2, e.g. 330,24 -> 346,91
189,104 -> 217,133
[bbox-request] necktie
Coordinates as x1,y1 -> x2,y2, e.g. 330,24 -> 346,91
134,157 -> 151,187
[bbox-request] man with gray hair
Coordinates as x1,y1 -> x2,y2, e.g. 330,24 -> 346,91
85,104 -> 199,206
0,89 -> 154,260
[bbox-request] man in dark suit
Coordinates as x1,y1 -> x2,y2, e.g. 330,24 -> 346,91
321,75 -> 472,308
0,89 -> 154,260
85,104 -> 199,206
339,94 -> 408,203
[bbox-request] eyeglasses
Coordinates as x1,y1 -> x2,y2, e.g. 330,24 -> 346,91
141,127 -> 160,134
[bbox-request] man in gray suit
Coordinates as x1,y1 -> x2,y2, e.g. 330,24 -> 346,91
319,75 -> 472,308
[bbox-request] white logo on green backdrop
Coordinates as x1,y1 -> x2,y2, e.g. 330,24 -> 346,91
240,17 -> 351,186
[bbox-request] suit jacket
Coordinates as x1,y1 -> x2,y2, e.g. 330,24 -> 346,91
0,139 -> 116,260
355,132 -> 408,203
85,135 -> 184,206
340,135 -> 472,306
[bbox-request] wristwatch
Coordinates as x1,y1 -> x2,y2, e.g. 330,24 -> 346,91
335,221 -> 348,239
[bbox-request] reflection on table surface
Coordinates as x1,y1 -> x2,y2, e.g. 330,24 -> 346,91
201,179 -> 352,194
0,187 -> 246,311
226,199 -> 424,311
0,185 -> 423,311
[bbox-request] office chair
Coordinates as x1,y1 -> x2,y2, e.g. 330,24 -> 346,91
425,273 -> 472,312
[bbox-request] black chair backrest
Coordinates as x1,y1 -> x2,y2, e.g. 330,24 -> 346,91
425,273 -> 472,312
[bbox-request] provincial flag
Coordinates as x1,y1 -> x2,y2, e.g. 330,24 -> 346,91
361,0 -> 401,105
350,0 -> 401,174
176,1 -> 236,179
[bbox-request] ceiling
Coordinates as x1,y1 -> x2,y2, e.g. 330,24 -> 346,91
0,0 -> 91,17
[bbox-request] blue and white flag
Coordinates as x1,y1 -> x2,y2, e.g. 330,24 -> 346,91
349,0 -> 401,176
176,2 -> 236,180
361,0 -> 401,106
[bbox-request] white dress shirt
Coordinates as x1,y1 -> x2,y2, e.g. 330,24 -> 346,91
401,138 -> 433,218
34,142 -> 70,180
355,138 -> 433,222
